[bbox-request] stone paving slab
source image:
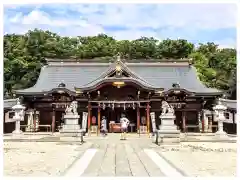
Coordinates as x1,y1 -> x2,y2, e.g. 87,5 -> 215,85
82,142 -> 109,176
97,143 -> 116,176
3,133 -> 237,177
131,143 -> 164,177
4,142 -> 93,176
124,144 -> 149,176
115,143 -> 132,176
155,142 -> 237,177
81,139 -> 164,177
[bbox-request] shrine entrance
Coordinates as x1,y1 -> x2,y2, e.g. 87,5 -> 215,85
84,82 -> 154,135
88,100 -> 151,134
101,107 -> 137,133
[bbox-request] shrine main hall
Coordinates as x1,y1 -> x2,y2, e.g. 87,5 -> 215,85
5,57 -> 234,134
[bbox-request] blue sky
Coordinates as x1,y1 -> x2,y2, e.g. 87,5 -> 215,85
4,3 -> 237,48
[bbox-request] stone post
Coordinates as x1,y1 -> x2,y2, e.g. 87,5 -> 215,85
12,99 -> 26,135
150,112 -> 156,135
82,112 -> 88,135
198,111 -> 202,132
213,100 -> 227,138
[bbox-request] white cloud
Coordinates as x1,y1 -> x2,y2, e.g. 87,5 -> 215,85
22,10 -> 51,25
215,38 -> 236,49
3,3 -> 237,48
6,9 -> 105,36
11,10 -> 88,27
64,4 -> 237,30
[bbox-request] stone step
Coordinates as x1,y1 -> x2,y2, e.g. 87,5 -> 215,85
157,137 -> 181,144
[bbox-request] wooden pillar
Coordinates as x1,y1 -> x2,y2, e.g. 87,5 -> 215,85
182,111 -> 186,132
137,105 -> 140,133
97,106 -> 101,135
87,102 -> 91,133
51,108 -> 56,133
146,102 -> 150,135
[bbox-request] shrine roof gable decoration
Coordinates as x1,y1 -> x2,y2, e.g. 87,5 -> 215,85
14,57 -> 222,96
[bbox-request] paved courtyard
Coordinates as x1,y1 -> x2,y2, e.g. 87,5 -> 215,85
3,133 -> 237,177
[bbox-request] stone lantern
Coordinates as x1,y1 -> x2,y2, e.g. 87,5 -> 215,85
12,98 -> 26,134
213,100 -> 227,137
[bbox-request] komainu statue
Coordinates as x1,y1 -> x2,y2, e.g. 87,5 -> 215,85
161,101 -> 174,115
65,101 -> 78,115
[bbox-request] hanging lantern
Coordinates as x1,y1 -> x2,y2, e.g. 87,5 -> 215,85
103,103 -> 106,110
124,103 -> 126,110
112,103 -> 115,110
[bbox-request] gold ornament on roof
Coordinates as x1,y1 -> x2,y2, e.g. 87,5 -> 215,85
116,64 -> 121,71
112,81 -> 125,88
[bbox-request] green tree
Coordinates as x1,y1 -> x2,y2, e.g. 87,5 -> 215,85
3,29 -> 236,99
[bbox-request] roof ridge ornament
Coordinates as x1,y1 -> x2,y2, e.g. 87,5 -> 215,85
115,53 -> 122,72
117,54 -> 121,62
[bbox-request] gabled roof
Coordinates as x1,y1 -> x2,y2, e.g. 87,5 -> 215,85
79,57 -> 157,91
15,58 -> 222,96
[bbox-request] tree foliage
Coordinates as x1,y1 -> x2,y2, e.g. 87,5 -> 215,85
4,29 -> 236,99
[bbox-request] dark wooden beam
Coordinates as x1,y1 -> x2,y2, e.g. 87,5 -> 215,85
88,100 -> 150,103
87,105 -> 151,109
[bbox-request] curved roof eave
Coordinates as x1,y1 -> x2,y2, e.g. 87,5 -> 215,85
75,77 -> 159,92
15,87 -> 76,96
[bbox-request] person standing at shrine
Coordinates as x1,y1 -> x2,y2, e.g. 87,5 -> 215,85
120,114 -> 130,140
101,116 -> 107,136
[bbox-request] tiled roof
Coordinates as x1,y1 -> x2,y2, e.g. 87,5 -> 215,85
219,98 -> 237,110
15,59 -> 221,95
4,99 -> 17,109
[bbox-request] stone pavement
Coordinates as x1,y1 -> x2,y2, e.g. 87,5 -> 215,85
3,133 -> 237,177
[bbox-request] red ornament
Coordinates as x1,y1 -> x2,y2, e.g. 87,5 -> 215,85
92,116 -> 96,125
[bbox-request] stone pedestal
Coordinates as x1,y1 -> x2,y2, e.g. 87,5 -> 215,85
157,113 -> 180,144
12,118 -> 22,135
214,121 -> 228,139
60,114 -> 81,135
